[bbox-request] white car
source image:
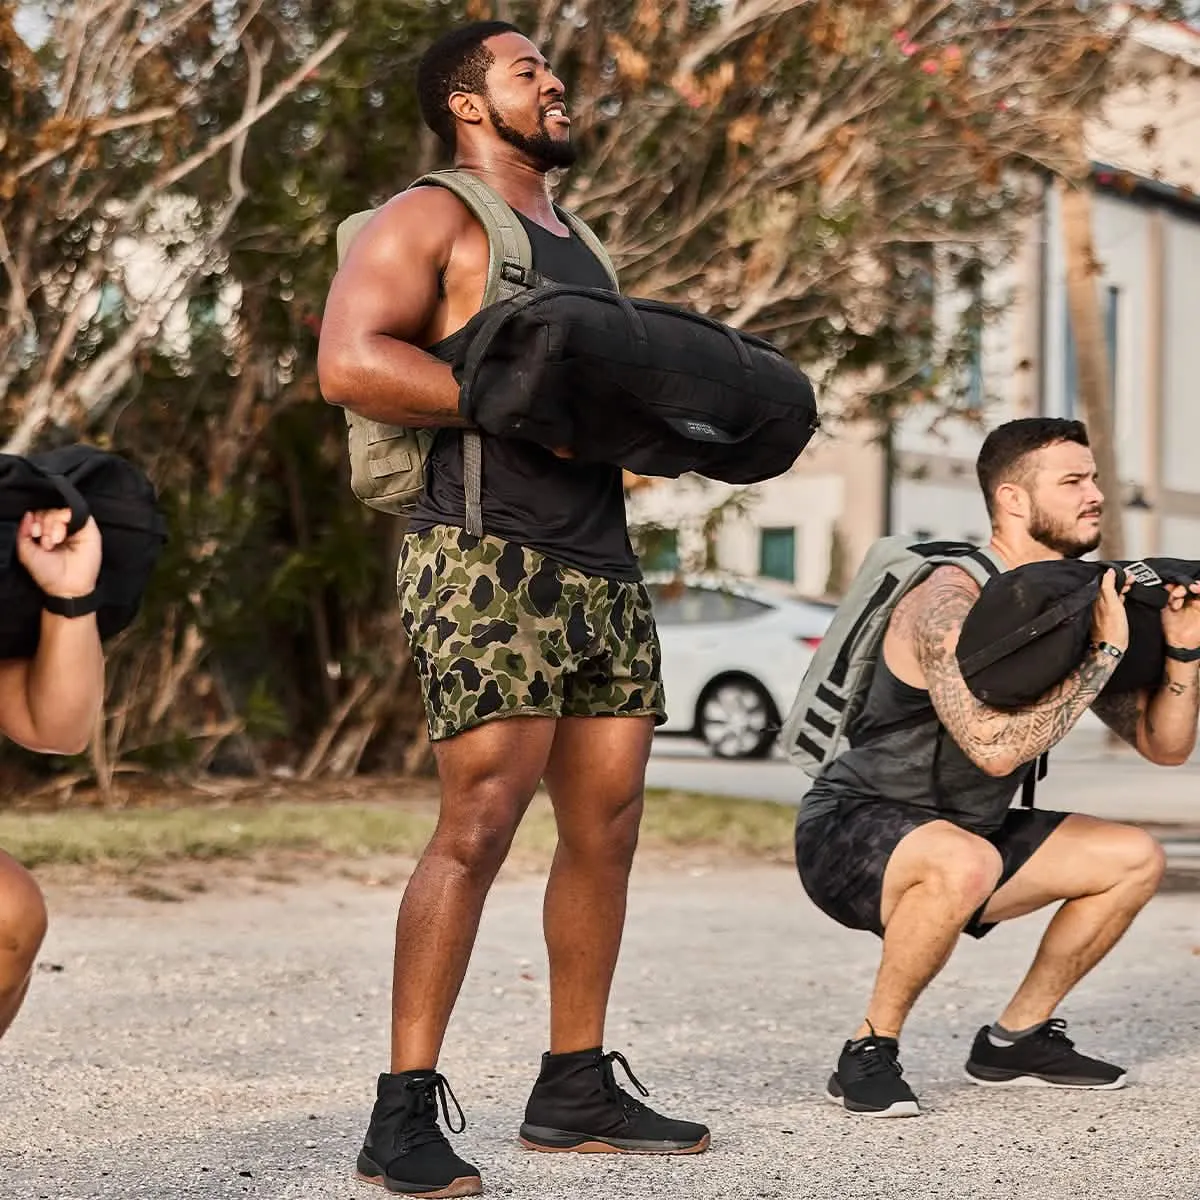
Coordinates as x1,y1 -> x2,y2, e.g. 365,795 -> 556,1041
644,574 -> 836,759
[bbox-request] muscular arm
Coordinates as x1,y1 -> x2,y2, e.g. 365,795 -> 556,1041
912,568 -> 1121,777
1092,661 -> 1199,766
0,613 -> 104,755
317,189 -> 473,428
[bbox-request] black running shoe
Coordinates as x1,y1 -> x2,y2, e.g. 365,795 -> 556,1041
519,1047 -> 710,1154
825,1034 -> 920,1117
965,1019 -> 1127,1089
356,1070 -> 482,1197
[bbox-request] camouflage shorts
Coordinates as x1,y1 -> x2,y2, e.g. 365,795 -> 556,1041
397,526 -> 666,741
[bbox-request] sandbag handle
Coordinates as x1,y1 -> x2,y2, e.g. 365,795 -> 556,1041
721,322 -> 754,372
613,294 -> 649,356
43,472 -> 91,537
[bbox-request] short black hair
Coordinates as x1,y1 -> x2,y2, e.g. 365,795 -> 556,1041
976,417 -> 1090,519
417,21 -> 523,152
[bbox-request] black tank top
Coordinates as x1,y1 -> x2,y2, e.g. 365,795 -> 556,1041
408,211 -> 640,581
798,650 -> 1032,835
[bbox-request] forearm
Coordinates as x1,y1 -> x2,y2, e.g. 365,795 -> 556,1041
24,614 -> 105,753
955,646 -> 1121,775
320,336 -> 470,428
1142,659 -> 1200,764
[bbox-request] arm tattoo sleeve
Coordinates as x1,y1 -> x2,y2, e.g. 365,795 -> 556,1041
913,569 -> 1121,774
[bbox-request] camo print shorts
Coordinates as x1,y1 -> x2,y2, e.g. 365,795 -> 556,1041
396,526 -> 666,741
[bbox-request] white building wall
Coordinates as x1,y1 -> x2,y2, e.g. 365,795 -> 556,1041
1161,214 -> 1200,495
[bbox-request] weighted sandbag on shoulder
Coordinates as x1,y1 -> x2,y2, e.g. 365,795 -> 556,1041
451,284 -> 820,484
0,445 -> 167,659
956,557 -> 1199,708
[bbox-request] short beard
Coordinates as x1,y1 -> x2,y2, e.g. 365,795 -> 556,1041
1028,501 -> 1102,559
487,101 -> 577,170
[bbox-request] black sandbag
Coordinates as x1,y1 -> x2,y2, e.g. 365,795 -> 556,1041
452,284 -> 820,484
0,445 -> 168,659
956,557 -> 1200,708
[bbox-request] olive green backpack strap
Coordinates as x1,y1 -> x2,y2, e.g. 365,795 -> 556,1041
557,207 -> 619,290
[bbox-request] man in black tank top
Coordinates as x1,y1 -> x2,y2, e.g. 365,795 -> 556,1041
794,419 -> 1200,1119
317,22 -> 707,1196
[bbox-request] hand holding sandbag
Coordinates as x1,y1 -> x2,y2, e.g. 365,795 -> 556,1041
1090,568 -> 1130,654
1161,581 -> 1200,657
17,510 -> 102,603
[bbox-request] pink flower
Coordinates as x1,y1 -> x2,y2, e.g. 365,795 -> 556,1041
920,59 -> 939,74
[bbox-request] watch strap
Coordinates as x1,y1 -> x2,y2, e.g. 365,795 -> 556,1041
42,590 -> 101,618
1089,640 -> 1124,660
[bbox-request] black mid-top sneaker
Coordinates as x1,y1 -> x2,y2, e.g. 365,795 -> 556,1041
356,1070 -> 482,1197
519,1047 -> 710,1154
825,1034 -> 921,1117
965,1019 -> 1127,1089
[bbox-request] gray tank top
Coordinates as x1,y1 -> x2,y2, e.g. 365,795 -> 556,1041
797,656 -> 1032,835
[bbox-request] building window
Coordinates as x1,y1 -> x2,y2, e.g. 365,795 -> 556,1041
759,527 -> 796,583
639,528 -> 679,572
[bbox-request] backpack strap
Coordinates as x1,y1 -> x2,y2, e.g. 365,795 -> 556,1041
410,169 -> 537,305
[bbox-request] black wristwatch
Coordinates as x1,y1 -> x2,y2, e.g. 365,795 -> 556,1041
1090,641 -> 1124,661
42,590 -> 101,618
1165,644 -> 1200,663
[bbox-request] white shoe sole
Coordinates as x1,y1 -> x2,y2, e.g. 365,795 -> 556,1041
964,1069 -> 1127,1091
824,1087 -> 921,1117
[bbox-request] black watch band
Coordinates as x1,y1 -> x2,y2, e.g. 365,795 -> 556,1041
1165,643 -> 1200,663
42,590 -> 101,618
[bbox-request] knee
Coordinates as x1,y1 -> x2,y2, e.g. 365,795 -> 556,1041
1117,827 -> 1167,893
558,790 -> 644,862
928,843 -> 1004,914
430,782 -> 527,877
0,864 -> 48,974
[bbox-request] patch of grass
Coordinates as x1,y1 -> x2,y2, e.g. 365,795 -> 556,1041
0,788 -> 796,871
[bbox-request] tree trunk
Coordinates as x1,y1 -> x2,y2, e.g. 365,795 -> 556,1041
1058,179 -> 1124,560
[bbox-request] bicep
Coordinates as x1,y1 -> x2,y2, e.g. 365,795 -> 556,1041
911,578 -> 984,735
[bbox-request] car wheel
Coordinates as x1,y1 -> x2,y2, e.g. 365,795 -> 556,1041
697,677 -> 778,759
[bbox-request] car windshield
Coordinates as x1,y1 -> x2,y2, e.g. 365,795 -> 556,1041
648,584 -> 772,626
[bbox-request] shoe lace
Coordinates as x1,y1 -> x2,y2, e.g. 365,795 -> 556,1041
599,1050 -> 652,1115
1036,1018 -> 1074,1049
852,1036 -> 904,1080
381,1073 -> 467,1155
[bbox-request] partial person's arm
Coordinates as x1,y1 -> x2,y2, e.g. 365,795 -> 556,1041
0,510 -> 104,755
1092,582 -> 1200,766
317,189 -> 472,428
913,567 -> 1125,778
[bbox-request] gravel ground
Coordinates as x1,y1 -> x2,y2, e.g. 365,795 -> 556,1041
1,860 -> 1198,1200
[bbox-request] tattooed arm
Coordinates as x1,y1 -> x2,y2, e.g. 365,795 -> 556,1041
909,566 -> 1125,777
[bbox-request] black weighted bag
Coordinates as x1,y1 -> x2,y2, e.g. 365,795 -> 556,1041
956,557 -> 1199,708
452,284 -> 820,484
0,445 -> 167,659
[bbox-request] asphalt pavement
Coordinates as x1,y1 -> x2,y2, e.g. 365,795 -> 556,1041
2,863 -> 1197,1200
